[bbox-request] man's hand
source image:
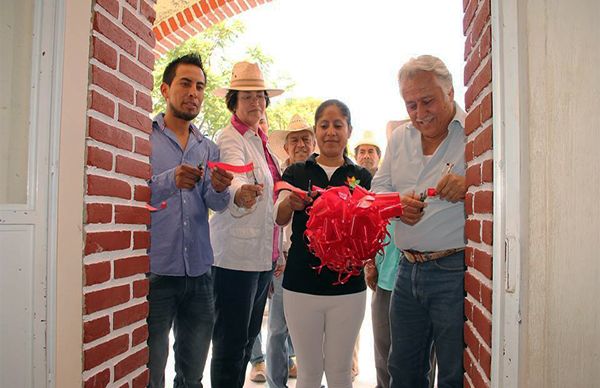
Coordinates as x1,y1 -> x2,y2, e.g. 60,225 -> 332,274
436,174 -> 466,203
210,166 -> 233,193
399,192 -> 427,225
234,184 -> 264,209
175,164 -> 204,189
364,262 -> 378,291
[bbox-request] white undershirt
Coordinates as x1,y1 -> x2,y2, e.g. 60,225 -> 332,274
318,163 -> 340,179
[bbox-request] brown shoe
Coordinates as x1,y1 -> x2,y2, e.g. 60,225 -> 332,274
250,361 -> 267,383
288,360 -> 297,379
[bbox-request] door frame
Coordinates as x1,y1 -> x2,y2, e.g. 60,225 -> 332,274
490,0 -> 529,386
51,0 -> 90,386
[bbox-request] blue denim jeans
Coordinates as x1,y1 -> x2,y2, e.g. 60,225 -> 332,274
146,273 -> 214,388
266,274 -> 295,388
388,252 -> 465,388
210,266 -> 273,388
250,332 -> 264,364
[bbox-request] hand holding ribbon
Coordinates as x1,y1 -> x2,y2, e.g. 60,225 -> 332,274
209,165 -> 233,193
175,164 -> 204,189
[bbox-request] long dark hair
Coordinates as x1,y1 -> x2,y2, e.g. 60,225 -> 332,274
314,99 -> 352,157
314,99 -> 352,127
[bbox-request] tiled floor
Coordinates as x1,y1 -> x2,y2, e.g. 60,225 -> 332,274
165,292 -> 377,387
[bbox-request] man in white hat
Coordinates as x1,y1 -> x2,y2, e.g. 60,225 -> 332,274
349,129 -> 382,380
270,114 -> 317,166
265,113 -> 316,387
353,130 -> 382,177
364,120 -> 410,388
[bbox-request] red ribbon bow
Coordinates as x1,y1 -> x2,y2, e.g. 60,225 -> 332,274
303,184 -> 403,284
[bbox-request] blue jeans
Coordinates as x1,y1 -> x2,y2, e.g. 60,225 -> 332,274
250,332 -> 264,364
210,266 -> 273,388
266,274 -> 295,388
388,252 -> 465,388
146,273 -> 214,388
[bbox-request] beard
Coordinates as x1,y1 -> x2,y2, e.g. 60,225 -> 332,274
170,102 -> 199,121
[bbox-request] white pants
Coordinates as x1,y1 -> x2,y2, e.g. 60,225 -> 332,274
283,289 -> 366,388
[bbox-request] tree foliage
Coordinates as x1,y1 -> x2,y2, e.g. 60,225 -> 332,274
267,97 -> 322,131
152,20 -> 320,139
152,21 -> 244,138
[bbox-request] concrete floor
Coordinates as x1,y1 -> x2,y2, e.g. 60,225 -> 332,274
165,292 -> 377,387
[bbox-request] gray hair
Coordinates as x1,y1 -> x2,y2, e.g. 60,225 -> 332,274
398,55 -> 453,93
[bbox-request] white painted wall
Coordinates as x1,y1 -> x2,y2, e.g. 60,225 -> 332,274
522,1 -> 600,386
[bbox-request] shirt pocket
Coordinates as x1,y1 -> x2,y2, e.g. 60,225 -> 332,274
230,226 -> 264,259
229,226 -> 262,240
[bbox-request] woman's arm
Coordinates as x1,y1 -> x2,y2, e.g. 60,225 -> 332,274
275,191 -> 293,226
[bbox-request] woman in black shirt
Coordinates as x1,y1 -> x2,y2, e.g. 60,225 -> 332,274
275,99 -> 372,387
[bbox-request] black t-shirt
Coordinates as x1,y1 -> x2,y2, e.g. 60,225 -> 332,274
281,154 -> 373,295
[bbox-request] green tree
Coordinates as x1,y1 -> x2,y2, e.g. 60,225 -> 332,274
152,21 -> 245,138
267,97 -> 322,132
152,20 -> 320,138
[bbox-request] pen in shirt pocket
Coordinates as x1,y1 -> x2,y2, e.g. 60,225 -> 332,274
441,162 -> 454,177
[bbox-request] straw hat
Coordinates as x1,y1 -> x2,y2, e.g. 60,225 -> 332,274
214,61 -> 284,98
385,119 -> 411,141
269,114 -> 314,161
352,130 -> 381,153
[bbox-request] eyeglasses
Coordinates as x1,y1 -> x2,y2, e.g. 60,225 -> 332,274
239,94 -> 267,103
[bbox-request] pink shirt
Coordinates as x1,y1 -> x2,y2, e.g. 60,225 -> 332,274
231,115 -> 281,262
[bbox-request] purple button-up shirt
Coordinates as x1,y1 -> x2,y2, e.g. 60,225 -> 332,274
149,114 -> 230,276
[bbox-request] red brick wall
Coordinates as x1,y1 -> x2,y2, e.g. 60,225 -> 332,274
83,1 -> 156,387
82,1 -> 278,384
463,0 -> 493,387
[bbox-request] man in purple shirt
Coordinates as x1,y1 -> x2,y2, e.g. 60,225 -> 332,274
147,54 -> 233,388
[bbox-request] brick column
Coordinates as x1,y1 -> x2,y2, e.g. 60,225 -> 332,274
82,1 -> 156,387
463,0 -> 493,387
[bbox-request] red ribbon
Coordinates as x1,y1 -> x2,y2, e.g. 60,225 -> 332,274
146,201 -> 167,212
303,185 -> 403,285
207,161 -> 254,173
274,181 -> 308,200
427,188 -> 438,197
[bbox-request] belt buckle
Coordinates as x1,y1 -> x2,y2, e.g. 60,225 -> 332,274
403,249 -> 440,263
403,250 -> 423,263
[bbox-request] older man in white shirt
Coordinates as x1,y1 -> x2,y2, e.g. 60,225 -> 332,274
371,55 -> 467,388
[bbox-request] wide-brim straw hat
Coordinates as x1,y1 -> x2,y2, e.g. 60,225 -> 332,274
214,61 -> 284,98
385,119 -> 411,141
269,114 -> 314,162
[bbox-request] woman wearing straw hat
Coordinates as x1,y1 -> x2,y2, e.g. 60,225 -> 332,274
209,61 -> 284,387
